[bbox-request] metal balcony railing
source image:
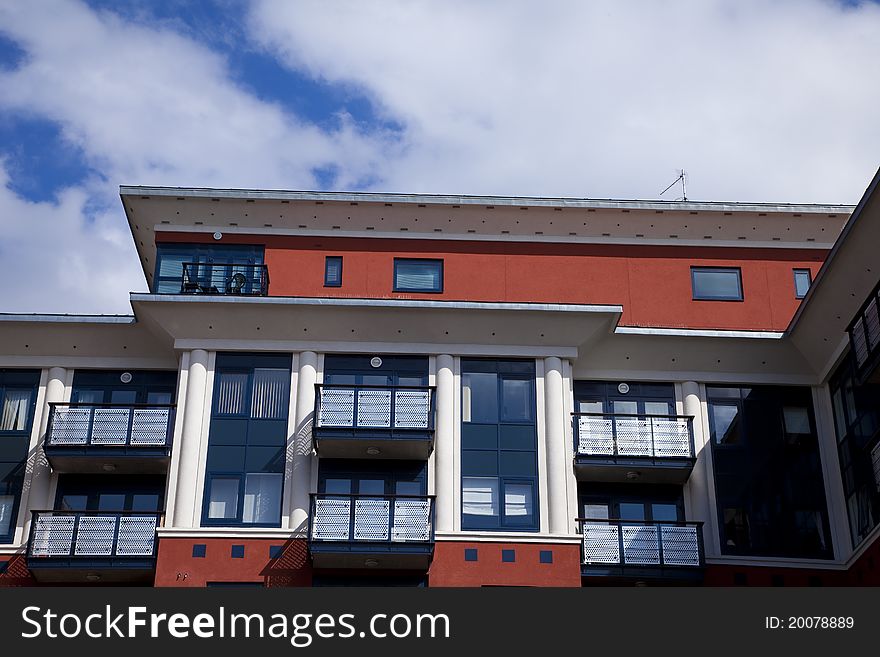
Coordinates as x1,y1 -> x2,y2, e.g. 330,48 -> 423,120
309,494 -> 435,544
573,412 -> 695,461
27,511 -> 162,559
314,385 -> 436,432
45,403 -> 175,449
848,280 -> 880,378
180,262 -> 269,296
578,519 -> 705,568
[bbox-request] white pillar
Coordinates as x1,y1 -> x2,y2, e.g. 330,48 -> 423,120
435,355 -> 455,532
543,357 -> 569,534
27,367 -> 67,515
173,349 -> 209,528
682,381 -> 718,556
289,351 -> 317,532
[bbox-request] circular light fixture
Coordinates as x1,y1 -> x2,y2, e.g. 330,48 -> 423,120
625,471 -> 640,480
370,357 -> 383,368
120,372 -> 133,384
364,558 -> 379,568
366,447 -> 381,456
617,382 -> 630,394
102,464 -> 117,472
85,573 -> 101,582
213,231 -> 223,240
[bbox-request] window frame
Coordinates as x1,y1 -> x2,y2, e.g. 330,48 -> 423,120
393,258 -> 444,294
324,256 -> 343,288
793,268 -> 812,299
690,266 -> 744,302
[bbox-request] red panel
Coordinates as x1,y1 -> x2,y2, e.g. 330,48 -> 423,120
428,541 -> 582,587
703,563 -> 845,587
0,554 -> 37,587
157,233 -> 826,331
154,537 -> 312,587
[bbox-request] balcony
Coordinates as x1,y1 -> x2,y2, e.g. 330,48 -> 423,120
573,413 -> 696,484
848,280 -> 880,384
579,519 -> 704,583
26,511 -> 161,583
179,262 -> 269,296
308,494 -> 435,569
313,385 -> 436,459
44,403 -> 174,474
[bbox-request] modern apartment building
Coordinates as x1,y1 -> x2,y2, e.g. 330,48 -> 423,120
1,168 -> 879,587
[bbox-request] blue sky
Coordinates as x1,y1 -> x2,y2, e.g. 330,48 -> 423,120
1,0 -> 879,313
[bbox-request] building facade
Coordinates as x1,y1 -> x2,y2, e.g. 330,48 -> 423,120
2,171 -> 880,587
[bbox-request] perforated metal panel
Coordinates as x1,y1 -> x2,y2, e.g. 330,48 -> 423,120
90,408 -> 131,445
48,407 -> 91,445
615,418 -> 653,456
577,416 -> 614,455
131,408 -> 171,445
621,525 -> 660,564
357,390 -> 392,428
660,525 -> 701,566
872,441 -> 880,493
865,298 -> 880,351
651,418 -> 692,457
318,389 -> 355,427
354,499 -> 390,540
73,515 -> 117,555
853,320 -> 869,366
582,523 -> 620,564
117,516 -> 158,555
394,390 -> 431,428
312,498 -> 351,540
392,499 -> 431,541
30,515 -> 75,556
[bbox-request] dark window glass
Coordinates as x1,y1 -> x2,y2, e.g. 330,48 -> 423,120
708,386 -> 832,559
131,494 -> 160,512
154,243 -> 264,294
691,267 -> 743,301
97,494 -> 125,511
324,256 -> 343,287
461,360 -> 538,531
393,259 -> 443,292
207,477 -> 240,519
793,269 -> 812,299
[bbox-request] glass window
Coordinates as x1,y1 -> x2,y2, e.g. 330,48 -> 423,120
324,479 -> 352,495
793,269 -> 812,299
97,494 -> 125,511
216,372 -> 248,416
393,259 -> 443,292
644,401 -> 672,416
618,503 -> 646,521
324,256 -> 343,287
651,503 -> 679,522
578,401 -> 603,413
147,391 -> 173,405
691,267 -> 743,301
504,483 -> 534,522
462,477 -> 499,517
59,495 -> 88,511
462,372 -> 498,423
501,379 -> 533,422
711,403 -> 741,445
251,369 -> 289,419
396,481 -> 422,496
110,390 -> 137,405
0,494 -> 15,536
73,390 -> 103,404
0,389 -> 31,432
131,494 -> 160,512
242,473 -> 282,524
783,407 -> 811,435
207,477 -> 240,519
583,503 -> 609,520
612,400 -> 638,415
358,479 -> 385,496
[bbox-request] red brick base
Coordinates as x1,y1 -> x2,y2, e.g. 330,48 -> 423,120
428,541 -> 582,587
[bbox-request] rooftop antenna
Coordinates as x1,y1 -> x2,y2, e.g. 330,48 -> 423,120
660,169 -> 688,201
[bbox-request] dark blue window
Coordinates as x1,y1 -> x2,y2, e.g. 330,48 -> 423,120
793,269 -> 812,299
269,545 -> 284,559
691,267 -> 743,301
154,243 -> 264,294
231,545 -> 245,559
0,369 -> 40,544
501,549 -> 516,563
461,360 -> 538,532
192,544 -> 207,558
464,548 -> 478,562
393,259 -> 443,293
324,256 -> 343,287
539,550 -> 553,564
202,353 -> 291,527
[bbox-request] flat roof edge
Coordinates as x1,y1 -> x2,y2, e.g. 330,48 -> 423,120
0,314 -> 136,325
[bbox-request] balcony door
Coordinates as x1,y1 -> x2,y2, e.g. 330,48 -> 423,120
55,474 -> 165,513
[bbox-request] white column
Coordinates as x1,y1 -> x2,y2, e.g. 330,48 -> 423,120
682,381 -> 718,556
812,385 -> 852,561
26,367 -> 67,516
289,351 -> 317,532
434,355 -> 455,532
172,349 -> 209,528
543,357 -> 569,534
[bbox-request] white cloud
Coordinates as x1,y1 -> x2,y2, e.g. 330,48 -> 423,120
248,0 -> 880,202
